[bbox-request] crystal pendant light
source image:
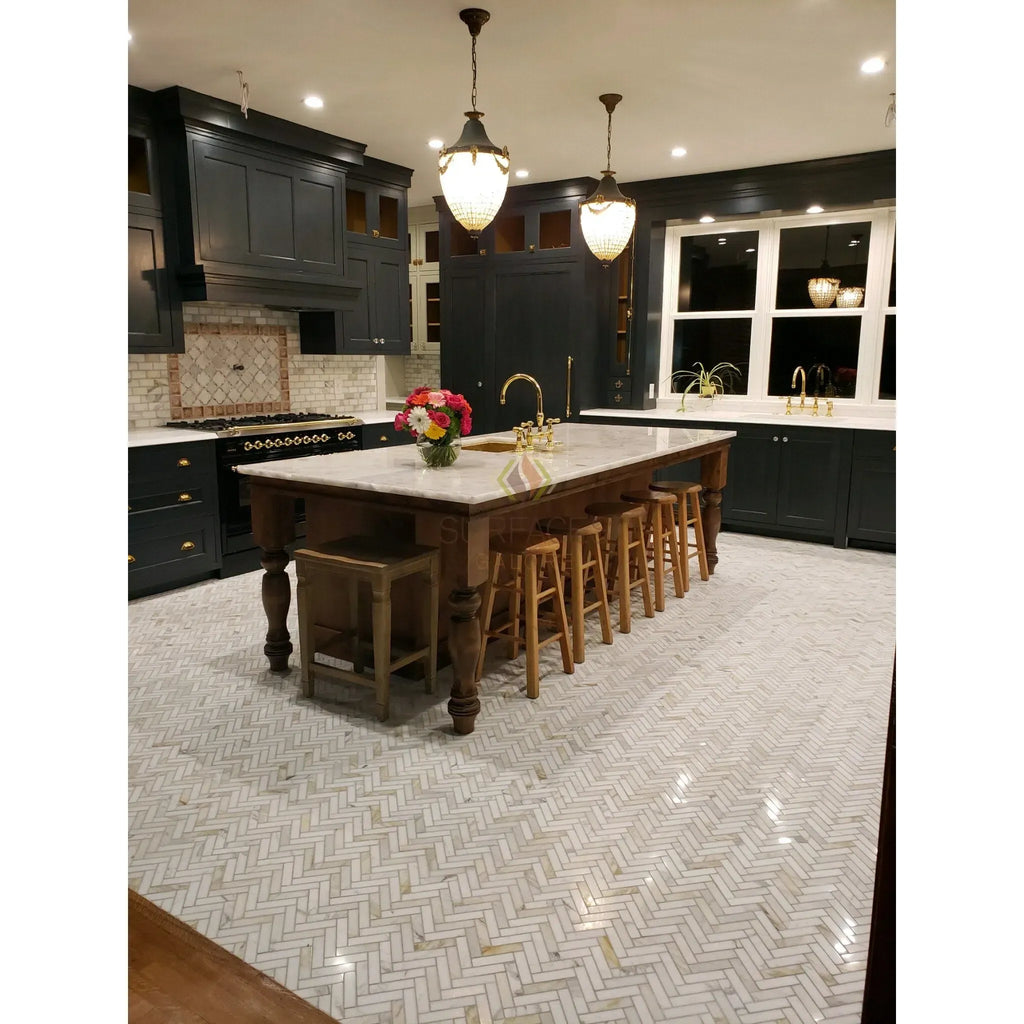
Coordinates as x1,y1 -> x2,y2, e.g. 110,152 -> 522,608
438,8 -> 510,238
835,286 -> 865,308
807,225 -> 840,308
579,94 -> 636,266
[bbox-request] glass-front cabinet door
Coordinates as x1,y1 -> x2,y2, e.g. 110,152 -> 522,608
659,208 -> 895,412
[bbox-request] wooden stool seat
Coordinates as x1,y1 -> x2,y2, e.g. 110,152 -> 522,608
650,480 -> 710,590
476,532 -> 574,698
583,502 -> 654,633
536,517 -> 614,663
294,536 -> 440,721
621,489 -> 684,611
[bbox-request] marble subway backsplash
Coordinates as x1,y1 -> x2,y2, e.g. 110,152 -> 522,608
128,303 -> 380,429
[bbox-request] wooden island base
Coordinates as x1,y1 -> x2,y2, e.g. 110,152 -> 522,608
246,425 -> 732,734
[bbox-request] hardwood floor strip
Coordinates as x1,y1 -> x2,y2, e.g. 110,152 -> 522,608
128,889 -> 336,1023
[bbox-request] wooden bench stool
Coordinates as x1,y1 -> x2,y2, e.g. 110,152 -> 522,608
475,532 -> 574,698
621,489 -> 684,611
536,516 -> 614,664
583,502 -> 654,633
294,536 -> 440,721
650,480 -> 710,591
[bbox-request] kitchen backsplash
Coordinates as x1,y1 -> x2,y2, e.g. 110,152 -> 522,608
128,303 -> 439,429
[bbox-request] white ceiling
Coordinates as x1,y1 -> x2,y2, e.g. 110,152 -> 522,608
127,0 -> 896,210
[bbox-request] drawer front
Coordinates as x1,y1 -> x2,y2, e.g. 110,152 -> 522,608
360,426 -> 414,450
852,429 -> 896,460
129,441 -> 218,502
128,514 -> 221,595
128,485 -> 212,517
606,387 -> 632,407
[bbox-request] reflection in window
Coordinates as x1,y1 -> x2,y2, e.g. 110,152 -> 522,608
767,317 -> 861,397
776,222 -> 872,309
678,232 -> 758,312
670,319 -> 750,394
879,315 -> 895,399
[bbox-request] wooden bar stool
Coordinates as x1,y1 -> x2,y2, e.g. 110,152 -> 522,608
651,480 -> 710,591
475,533 -> 574,699
535,516 -> 614,664
620,489 -> 684,611
583,502 -> 654,633
294,536 -> 440,722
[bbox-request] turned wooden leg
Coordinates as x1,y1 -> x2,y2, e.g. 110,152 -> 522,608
701,488 -> 723,574
260,548 -> 293,671
447,586 -> 482,734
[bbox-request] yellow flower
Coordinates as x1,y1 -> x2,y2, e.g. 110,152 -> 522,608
424,421 -> 447,441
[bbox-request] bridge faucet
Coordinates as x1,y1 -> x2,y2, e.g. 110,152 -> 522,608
500,373 -> 545,427
791,366 -> 807,409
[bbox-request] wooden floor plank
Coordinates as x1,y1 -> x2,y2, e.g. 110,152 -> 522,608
128,890 -> 335,1024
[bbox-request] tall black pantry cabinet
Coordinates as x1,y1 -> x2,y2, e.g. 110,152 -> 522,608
437,178 -> 616,435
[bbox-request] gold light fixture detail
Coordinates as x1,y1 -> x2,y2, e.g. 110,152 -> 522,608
438,8 -> 510,238
807,224 -> 840,308
579,93 -> 636,266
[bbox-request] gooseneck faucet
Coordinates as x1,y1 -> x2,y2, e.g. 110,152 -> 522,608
791,366 -> 807,409
500,373 -> 545,427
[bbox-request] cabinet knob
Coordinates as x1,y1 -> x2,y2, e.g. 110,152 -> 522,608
614,379 -> 624,389
372,229 -> 380,238
128,554 -> 135,564
477,381 -> 483,388
772,436 -> 778,442
180,541 -> 196,552
614,394 -> 623,403
379,434 -> 388,442
177,458 -> 191,467
178,493 -> 192,502
782,436 -> 788,443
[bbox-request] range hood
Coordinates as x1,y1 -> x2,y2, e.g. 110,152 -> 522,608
152,87 -> 371,312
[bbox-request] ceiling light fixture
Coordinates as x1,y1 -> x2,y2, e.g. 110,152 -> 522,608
806,204 -> 824,214
579,93 -> 636,266
671,146 -> 687,157
861,56 -> 886,74
303,96 -> 324,109
515,169 -> 529,179
438,8 -> 510,238
807,225 -> 840,308
699,215 -> 715,224
428,138 -> 444,150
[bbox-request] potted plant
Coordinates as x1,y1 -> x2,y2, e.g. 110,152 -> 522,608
668,361 -> 741,411
394,386 -> 473,467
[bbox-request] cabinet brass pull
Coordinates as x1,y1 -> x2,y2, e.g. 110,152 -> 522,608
128,554 -> 135,563
479,248 -> 487,255
379,434 -> 388,442
178,493 -> 192,502
177,458 -> 191,467
372,229 -> 380,238
614,378 -> 623,389
614,393 -> 622,404
566,356 -> 573,417
180,541 -> 196,552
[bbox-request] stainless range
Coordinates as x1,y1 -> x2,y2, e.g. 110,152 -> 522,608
164,412 -> 363,576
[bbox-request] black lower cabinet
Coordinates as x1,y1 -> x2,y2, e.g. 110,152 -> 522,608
356,423 -> 415,450
129,441 -> 221,597
847,430 -> 896,549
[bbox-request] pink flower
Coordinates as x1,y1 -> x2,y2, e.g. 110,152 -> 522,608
459,412 -> 472,435
427,390 -> 447,407
394,411 -> 409,430
446,393 -> 466,412
428,410 -> 451,429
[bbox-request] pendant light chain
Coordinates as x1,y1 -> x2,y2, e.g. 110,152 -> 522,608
605,107 -> 613,172
470,33 -> 478,112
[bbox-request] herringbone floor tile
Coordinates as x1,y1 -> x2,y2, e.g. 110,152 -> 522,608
129,532 -> 895,1022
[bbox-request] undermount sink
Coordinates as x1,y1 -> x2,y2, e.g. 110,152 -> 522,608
462,440 -> 520,453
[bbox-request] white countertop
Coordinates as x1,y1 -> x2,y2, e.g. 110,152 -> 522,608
237,422 -> 735,507
128,428 -> 216,446
580,403 -> 895,431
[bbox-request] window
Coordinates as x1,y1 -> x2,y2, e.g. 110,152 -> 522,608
659,207 -> 896,410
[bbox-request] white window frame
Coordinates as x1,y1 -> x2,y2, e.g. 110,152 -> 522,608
657,206 -> 896,414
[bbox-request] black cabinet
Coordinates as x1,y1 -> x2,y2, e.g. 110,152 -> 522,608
129,91 -> 184,353
722,423 -> 851,539
345,176 -> 407,251
356,423 -> 415,450
129,441 -> 221,597
439,178 -> 612,435
847,430 -> 896,548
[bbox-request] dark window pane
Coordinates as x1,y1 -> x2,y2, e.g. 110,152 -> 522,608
670,319 -> 751,395
767,317 -> 862,397
776,222 -> 872,309
879,314 -> 895,399
678,232 -> 759,312
888,228 -> 896,307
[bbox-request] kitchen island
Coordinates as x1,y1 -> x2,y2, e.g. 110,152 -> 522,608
239,422 -> 734,734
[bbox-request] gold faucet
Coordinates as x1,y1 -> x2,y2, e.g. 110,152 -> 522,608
791,366 -> 807,409
500,373 -> 545,428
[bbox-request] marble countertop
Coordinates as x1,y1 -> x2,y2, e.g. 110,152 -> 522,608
581,403 -> 895,431
237,422 -> 735,508
128,428 -> 215,447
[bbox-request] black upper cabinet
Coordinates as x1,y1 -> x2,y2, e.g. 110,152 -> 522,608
438,178 -> 613,434
345,176 -> 407,251
129,89 -> 184,353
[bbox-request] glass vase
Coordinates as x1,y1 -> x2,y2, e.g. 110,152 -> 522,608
416,434 -> 461,468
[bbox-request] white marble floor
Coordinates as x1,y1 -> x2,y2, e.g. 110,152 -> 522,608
128,531 -> 895,1023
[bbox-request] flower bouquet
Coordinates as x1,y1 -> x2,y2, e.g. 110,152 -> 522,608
394,386 -> 473,468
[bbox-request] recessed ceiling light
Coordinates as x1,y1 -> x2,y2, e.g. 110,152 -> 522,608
806,204 -> 824,214
427,138 -> 444,150
699,215 -> 715,224
515,169 -> 529,179
745,248 -> 756,253
303,96 -> 324,109
861,57 -> 886,74
671,146 -> 687,158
